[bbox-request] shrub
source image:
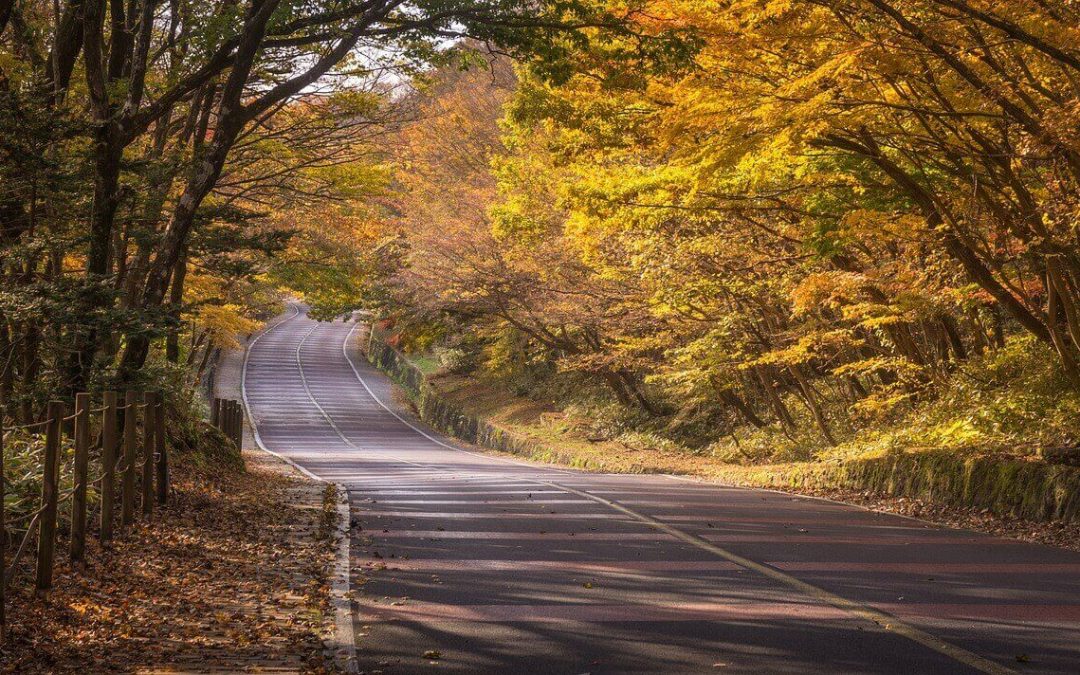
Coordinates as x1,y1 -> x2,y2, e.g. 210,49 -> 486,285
435,346 -> 478,375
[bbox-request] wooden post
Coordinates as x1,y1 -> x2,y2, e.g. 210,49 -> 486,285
234,401 -> 244,448
70,393 -> 91,562
211,397 -> 221,428
155,395 -> 168,505
224,399 -> 233,442
121,391 -> 139,530
100,391 -> 118,542
141,392 -> 156,516
1,393 -> 6,633
225,401 -> 236,445
36,401 -> 64,592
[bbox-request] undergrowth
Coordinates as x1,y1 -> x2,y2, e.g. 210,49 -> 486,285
414,334 -> 1079,466
2,389 -> 242,540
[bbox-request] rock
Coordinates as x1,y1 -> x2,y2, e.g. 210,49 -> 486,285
1040,446 -> 1080,466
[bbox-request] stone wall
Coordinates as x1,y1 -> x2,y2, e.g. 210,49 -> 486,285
367,332 -> 1080,523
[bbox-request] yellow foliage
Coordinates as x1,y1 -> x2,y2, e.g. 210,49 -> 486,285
195,304 -> 262,350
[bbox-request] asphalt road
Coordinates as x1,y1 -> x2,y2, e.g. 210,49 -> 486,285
243,308 -> 1080,674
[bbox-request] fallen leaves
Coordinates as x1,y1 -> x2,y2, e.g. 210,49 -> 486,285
790,487 -> 1080,552
1,451 -> 341,673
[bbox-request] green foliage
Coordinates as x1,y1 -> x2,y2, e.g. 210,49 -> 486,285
853,337 -> 1080,455
2,430 -> 78,533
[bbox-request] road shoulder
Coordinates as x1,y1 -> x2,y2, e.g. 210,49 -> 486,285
1,405 -> 342,673
216,313 -> 358,673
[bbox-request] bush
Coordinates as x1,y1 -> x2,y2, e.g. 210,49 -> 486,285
2,429 -> 77,535
167,396 -> 245,471
435,346 -> 478,375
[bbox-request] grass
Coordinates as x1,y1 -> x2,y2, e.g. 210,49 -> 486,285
380,334 -> 1080,523
408,354 -> 443,376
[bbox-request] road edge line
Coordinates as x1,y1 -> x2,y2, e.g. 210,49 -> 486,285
240,303 -> 359,673
343,318 -> 1017,674
342,322 -> 558,471
331,484 -> 357,674
546,480 -> 1014,675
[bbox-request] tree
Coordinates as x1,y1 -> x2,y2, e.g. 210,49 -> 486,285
2,0 -> 682,416
380,0 -> 1080,452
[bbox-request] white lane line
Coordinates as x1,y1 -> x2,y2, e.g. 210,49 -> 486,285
298,322 -> 496,478
295,322 -> 363,453
340,322 -> 569,473
548,481 -> 1012,675
241,304 -> 358,674
241,303 -> 322,481
339,320 -> 1013,675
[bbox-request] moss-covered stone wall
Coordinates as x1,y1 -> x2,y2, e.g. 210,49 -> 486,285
367,332 -> 1080,523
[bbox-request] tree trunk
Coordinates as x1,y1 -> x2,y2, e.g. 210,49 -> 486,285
1045,270 -> 1080,388
1047,257 -> 1080,353
0,0 -> 12,37
64,130 -> 123,394
754,366 -> 797,432
0,312 -> 14,419
19,320 -> 39,424
192,337 -> 215,387
65,0 -> 125,394
718,389 -> 767,429
940,314 -> 968,362
165,243 -> 188,363
118,137 -> 235,379
789,364 -> 837,446
616,369 -> 659,416
846,376 -> 868,399
119,0 -> 283,379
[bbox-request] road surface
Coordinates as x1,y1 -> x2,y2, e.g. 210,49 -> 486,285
243,308 -> 1080,674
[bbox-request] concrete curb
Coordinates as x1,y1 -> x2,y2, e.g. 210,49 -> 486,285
365,329 -> 1080,526
229,304 -> 359,674
331,488 -> 357,673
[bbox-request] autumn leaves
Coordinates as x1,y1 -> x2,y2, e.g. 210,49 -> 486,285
383,1 -> 1080,454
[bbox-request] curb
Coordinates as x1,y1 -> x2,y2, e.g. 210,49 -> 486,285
331,488 -> 357,673
234,304 -> 359,674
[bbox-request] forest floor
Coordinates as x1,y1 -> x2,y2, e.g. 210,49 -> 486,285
2,328 -> 343,674
0,449 -> 341,674
394,373 -> 1080,553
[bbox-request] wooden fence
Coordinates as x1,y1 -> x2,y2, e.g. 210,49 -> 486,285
0,392 -> 247,634
210,397 -> 244,449
0,391 -> 184,635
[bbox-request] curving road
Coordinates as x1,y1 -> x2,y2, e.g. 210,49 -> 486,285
243,307 -> 1080,674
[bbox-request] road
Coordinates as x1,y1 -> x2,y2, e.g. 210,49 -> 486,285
242,308 -> 1080,674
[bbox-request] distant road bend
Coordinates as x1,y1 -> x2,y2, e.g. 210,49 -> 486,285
243,306 -> 1080,674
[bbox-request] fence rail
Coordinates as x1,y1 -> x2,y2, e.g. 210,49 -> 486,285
0,390 -> 174,638
211,397 -> 244,449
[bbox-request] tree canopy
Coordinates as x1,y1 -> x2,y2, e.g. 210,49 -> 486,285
380,0 -> 1080,458
0,0 -> 689,418
4,0 -> 1080,459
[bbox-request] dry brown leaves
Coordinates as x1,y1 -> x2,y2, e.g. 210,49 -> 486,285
789,487 -> 1080,553
0,451 -> 340,674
